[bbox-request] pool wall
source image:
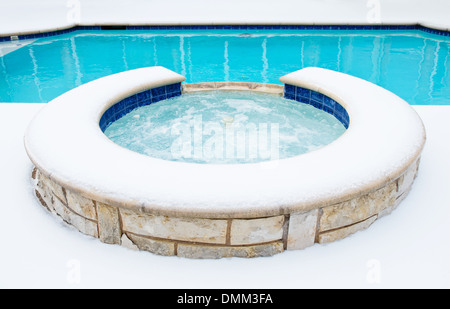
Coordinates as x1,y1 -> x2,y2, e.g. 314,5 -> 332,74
1,24 -> 449,42
100,83 -> 182,132
284,84 -> 350,129
24,66 -> 426,258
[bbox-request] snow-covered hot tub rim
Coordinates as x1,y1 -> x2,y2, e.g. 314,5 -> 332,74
24,66 -> 426,219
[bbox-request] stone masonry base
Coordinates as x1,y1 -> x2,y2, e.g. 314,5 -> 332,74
32,158 -> 419,259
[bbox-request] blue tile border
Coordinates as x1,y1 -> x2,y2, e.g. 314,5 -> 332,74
0,26 -> 102,42
1,24 -> 449,42
99,82 -> 182,132
284,84 -> 350,129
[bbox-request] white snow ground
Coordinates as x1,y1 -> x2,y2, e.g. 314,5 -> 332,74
1,0 -> 449,290
1,0 -> 450,36
0,103 -> 449,289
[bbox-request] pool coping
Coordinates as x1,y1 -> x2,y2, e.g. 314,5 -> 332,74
1,23 -> 449,42
182,82 -> 284,95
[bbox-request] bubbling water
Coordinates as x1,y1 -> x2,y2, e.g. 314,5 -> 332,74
104,91 -> 346,164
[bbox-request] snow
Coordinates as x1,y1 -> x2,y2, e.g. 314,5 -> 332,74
0,103 -> 449,288
1,0 -> 450,36
0,0 -> 449,289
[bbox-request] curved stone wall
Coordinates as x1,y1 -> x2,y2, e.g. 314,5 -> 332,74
32,156 -> 419,258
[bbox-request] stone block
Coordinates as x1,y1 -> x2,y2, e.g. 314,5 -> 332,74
287,209 -> 319,250
97,202 -> 121,245
35,181 -> 55,213
230,216 -> 285,245
318,215 -> 377,244
53,197 -> 99,238
125,233 -> 175,256
120,209 -> 228,244
65,189 -> 97,221
319,181 -> 396,231
397,159 -> 419,194
120,233 -> 139,251
177,241 -> 284,259
37,171 -> 67,204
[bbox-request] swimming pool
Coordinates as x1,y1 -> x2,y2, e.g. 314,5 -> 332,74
1,29 -> 449,104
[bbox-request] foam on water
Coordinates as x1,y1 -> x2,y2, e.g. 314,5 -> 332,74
104,91 -> 346,164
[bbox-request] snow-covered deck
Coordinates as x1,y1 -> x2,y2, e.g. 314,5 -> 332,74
1,0 -> 450,37
1,102 -> 449,287
1,0 -> 449,288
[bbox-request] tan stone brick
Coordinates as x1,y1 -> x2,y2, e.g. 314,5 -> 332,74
52,197 -> 98,238
120,209 -> 228,244
177,241 -> 284,259
120,234 -> 139,251
97,202 -> 121,245
318,215 -> 377,244
230,216 -> 285,245
35,182 -> 55,213
398,159 -> 419,194
287,209 -> 319,250
65,189 -> 97,221
125,233 -> 175,256
320,181 -> 396,231
37,172 -> 66,204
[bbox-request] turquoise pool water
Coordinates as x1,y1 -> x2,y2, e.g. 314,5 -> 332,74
104,91 -> 346,163
0,29 -> 449,104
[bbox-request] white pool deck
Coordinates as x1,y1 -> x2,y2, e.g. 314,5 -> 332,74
1,0 -> 450,36
1,103 -> 450,288
1,0 -> 450,288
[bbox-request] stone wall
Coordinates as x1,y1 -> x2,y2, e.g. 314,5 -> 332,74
32,157 -> 420,259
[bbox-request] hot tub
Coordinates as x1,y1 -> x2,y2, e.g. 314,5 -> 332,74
24,66 -> 426,258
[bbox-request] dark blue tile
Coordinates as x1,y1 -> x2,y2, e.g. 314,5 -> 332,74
99,118 -> 106,130
137,98 -> 150,107
151,95 -> 164,103
166,91 -> 179,99
311,100 -> 322,110
334,103 -> 344,115
136,90 -> 151,102
124,95 -> 137,104
297,97 -> 311,105
116,100 -> 127,111
296,87 -> 311,99
151,86 -> 166,97
109,112 -> 117,122
284,84 -> 296,96
284,93 -> 295,100
129,99 -> 139,110
311,91 -> 324,103
166,83 -> 181,94
344,112 -> 350,122
323,105 -> 333,115
323,96 -> 336,109
102,110 -> 110,121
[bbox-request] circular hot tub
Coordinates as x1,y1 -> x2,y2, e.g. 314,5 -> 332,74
24,66 -> 426,258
